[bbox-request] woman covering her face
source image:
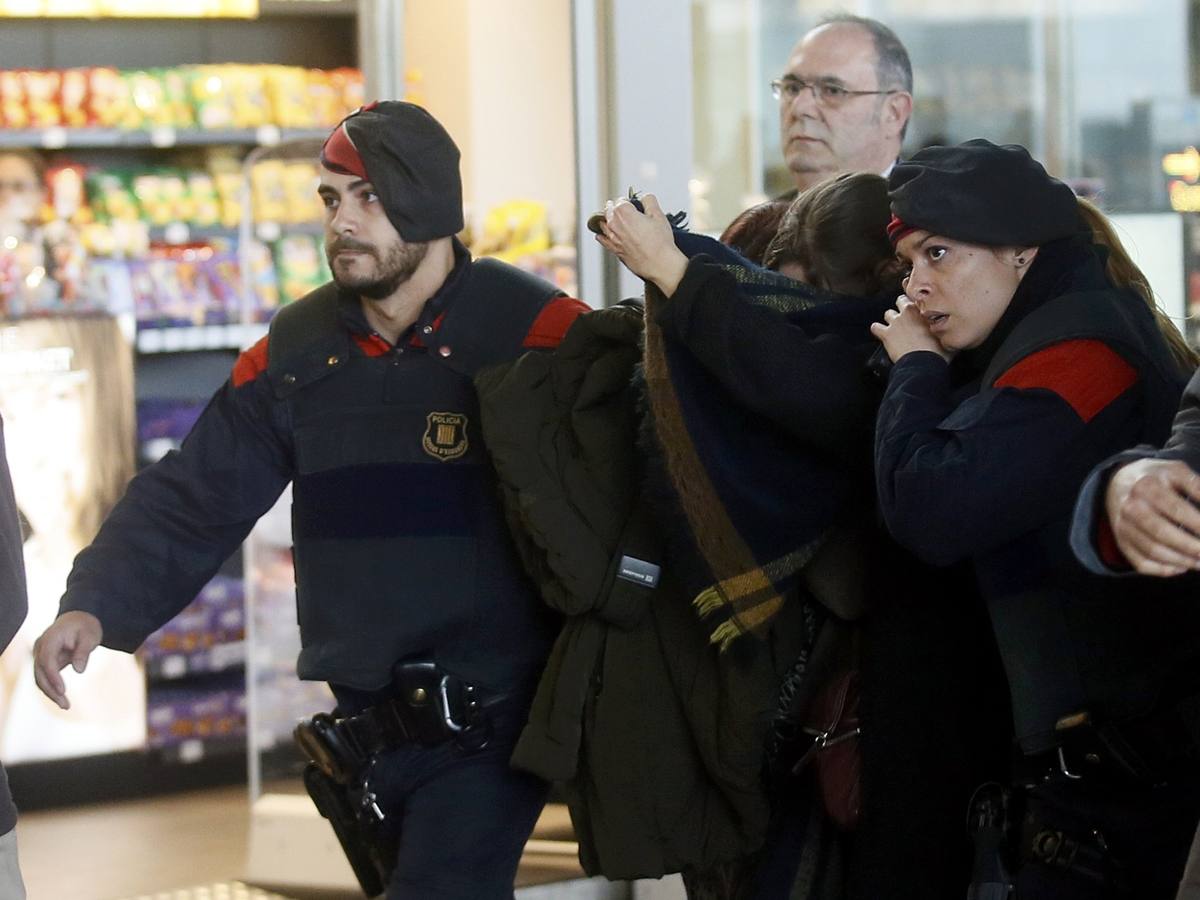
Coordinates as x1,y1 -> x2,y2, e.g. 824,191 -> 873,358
597,176 -> 1011,900
872,139 -> 1200,899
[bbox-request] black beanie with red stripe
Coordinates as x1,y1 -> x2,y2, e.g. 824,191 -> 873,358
321,101 -> 464,242
888,139 -> 1082,247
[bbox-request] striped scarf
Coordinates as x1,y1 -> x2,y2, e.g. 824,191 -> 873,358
640,232 -> 868,649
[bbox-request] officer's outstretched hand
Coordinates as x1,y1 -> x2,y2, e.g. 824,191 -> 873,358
33,611 -> 103,710
1105,457 -> 1200,577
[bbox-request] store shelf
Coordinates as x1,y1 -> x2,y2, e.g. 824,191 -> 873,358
144,640 -> 247,681
259,0 -> 357,15
0,126 -> 332,150
147,221 -> 321,244
136,322 -> 268,353
148,224 -> 236,244
152,735 -> 246,765
0,1 -> 358,18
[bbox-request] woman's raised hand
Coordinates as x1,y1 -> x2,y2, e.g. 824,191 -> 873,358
594,194 -> 688,297
870,295 -> 952,363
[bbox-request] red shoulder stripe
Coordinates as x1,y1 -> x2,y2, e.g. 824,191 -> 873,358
993,339 -> 1137,424
522,297 -> 590,349
231,335 -> 270,388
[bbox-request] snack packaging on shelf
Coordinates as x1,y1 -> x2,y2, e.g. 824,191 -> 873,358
228,65 -> 270,129
43,218 -> 86,306
81,256 -> 134,316
46,163 -> 87,222
0,71 -> 28,129
131,172 -> 170,226
306,68 -> 341,127
140,573 -> 246,662
201,248 -> 242,319
78,218 -> 149,259
473,198 -> 552,263
250,160 -> 289,223
161,67 -> 195,128
271,233 -> 324,304
87,169 -> 140,223
189,65 -> 236,130
128,243 -> 223,327
208,153 -> 245,229
127,69 -> 170,129
282,161 -> 321,224
60,68 -> 90,127
88,66 -> 134,129
243,237 -> 280,318
247,527 -> 334,751
265,66 -> 315,129
331,66 -> 364,116
0,63 -> 362,133
22,69 -> 62,128
146,675 -> 246,749
187,171 -> 222,228
158,171 -> 192,224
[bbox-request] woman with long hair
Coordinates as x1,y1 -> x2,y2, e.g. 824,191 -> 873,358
595,173 -> 1009,900
873,139 -> 1200,899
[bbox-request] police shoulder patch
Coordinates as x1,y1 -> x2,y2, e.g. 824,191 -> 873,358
422,411 -> 469,461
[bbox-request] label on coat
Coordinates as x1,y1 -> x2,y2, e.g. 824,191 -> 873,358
617,555 -> 661,588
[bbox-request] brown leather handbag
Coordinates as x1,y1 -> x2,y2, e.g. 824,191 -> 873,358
797,667 -> 862,831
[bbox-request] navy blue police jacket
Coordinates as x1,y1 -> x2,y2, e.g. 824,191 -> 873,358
875,242 -> 1200,754
58,240 -> 588,699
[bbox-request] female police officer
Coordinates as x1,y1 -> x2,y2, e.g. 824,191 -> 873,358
871,138 -> 1200,899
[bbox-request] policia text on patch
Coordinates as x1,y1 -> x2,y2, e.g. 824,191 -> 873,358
295,660 -> 493,896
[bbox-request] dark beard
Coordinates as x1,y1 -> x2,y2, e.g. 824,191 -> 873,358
328,237 -> 430,299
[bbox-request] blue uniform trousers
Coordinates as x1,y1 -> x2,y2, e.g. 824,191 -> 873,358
368,709 -> 549,900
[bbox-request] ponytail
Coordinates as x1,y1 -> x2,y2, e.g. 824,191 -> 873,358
1076,197 -> 1198,371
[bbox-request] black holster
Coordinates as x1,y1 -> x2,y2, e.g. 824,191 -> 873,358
294,661 -> 496,895
967,776 -> 1126,898
967,782 -> 1016,900
302,763 -> 398,898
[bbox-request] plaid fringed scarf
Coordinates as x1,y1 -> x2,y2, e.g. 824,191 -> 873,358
640,232 -> 872,649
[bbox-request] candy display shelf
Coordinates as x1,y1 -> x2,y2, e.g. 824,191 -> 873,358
135,322 -> 268,353
0,0 -> 357,800
0,126 -> 332,150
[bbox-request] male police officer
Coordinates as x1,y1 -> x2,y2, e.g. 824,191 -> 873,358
1073,366 -> 1200,577
774,14 -> 913,193
32,101 -> 587,899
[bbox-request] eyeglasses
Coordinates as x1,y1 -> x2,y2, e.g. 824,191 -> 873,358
770,76 -> 898,107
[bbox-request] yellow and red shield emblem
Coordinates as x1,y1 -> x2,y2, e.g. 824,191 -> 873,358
422,411 -> 469,461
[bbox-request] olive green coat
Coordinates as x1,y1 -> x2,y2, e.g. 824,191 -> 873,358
476,305 -> 806,879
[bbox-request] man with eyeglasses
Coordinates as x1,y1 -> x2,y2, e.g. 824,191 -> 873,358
772,14 -> 913,195
763,19 -> 1015,900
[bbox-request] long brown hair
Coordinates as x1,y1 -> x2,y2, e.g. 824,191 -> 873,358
1076,197 -> 1198,371
718,199 -> 791,265
764,172 -> 904,296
